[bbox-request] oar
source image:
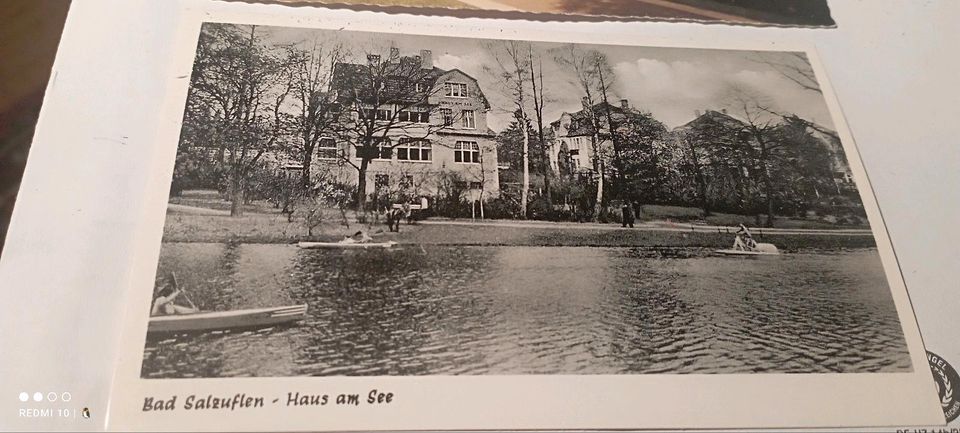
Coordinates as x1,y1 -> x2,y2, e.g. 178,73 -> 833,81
170,271 -> 198,309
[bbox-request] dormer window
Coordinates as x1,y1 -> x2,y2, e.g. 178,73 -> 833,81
444,82 -> 468,98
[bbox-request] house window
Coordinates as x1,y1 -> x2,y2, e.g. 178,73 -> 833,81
415,82 -> 428,93
469,181 -> 483,190
356,138 -> 392,160
569,149 -> 580,156
444,82 -> 468,98
318,137 -> 337,160
398,108 -> 430,123
454,141 -> 481,164
441,109 -> 454,126
362,107 -> 393,121
461,110 -> 476,129
396,138 -> 432,162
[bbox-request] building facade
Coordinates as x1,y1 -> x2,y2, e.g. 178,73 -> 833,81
547,98 -> 644,176
317,49 -> 499,206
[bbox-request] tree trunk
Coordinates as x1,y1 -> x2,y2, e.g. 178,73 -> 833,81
357,157 -> 370,217
230,173 -> 244,217
697,178 -> 711,217
301,149 -> 313,189
686,141 -> 711,216
594,163 -> 604,222
542,149 -> 553,209
759,145 -> 776,228
596,64 -> 624,199
521,121 -> 530,219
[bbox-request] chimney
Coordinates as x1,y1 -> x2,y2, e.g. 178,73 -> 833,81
366,54 -> 381,65
581,96 -> 590,109
620,99 -> 629,109
695,109 -> 702,117
419,49 -> 433,69
389,47 -> 400,61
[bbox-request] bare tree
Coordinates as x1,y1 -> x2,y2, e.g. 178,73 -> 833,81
187,24 -> 291,217
593,52 -> 627,198
286,39 -> 345,189
485,41 -> 533,219
726,88 -> 787,227
527,46 -> 552,210
752,52 -> 841,144
754,52 -> 821,94
330,49 -> 454,216
554,44 -> 608,221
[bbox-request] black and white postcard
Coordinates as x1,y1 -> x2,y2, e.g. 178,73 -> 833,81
106,3 -> 942,431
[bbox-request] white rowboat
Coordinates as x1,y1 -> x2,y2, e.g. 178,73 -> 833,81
297,241 -> 397,249
148,304 -> 307,334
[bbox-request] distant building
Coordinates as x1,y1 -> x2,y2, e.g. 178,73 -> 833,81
807,126 -> 855,193
547,98 -> 640,176
319,48 -> 499,203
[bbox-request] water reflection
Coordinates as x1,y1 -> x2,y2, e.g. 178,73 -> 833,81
142,244 -> 911,377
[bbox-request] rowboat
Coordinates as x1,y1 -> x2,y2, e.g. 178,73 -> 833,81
148,304 -> 308,334
297,241 -> 397,249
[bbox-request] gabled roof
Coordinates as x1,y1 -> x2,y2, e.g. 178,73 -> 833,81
436,68 -> 491,110
674,110 -> 747,131
553,101 -> 639,137
330,57 -> 491,110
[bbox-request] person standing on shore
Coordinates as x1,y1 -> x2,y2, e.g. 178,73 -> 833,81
622,202 -> 635,228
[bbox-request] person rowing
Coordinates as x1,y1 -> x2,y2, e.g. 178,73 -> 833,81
151,273 -> 199,316
732,223 -> 759,252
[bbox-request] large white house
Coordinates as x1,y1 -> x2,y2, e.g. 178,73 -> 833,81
315,49 -> 500,204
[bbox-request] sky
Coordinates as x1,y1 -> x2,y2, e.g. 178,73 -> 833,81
251,24 -> 835,132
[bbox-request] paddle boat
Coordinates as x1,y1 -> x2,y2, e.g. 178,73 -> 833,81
715,243 -> 780,256
715,224 -> 780,256
148,304 -> 308,334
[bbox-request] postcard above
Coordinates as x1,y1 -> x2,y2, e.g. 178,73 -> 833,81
227,0 -> 836,27
106,2 -> 940,431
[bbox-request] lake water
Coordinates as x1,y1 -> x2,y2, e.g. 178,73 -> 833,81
141,244 -> 911,377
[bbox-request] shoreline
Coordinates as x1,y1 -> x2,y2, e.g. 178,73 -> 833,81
160,214 -> 877,250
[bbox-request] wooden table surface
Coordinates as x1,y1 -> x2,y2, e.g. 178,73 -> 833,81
0,0 -> 70,255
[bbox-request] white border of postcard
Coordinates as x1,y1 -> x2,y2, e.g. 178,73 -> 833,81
106,1 -> 943,430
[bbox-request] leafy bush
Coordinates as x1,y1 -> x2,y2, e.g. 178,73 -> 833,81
482,196 -> 520,220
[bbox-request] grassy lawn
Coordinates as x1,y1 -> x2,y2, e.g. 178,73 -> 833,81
404,223 -> 875,250
161,208 -> 876,250
169,195 -> 281,215
163,194 -> 872,249
636,204 -> 867,230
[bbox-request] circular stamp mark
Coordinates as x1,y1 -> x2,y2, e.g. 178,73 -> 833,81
928,351 -> 960,422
